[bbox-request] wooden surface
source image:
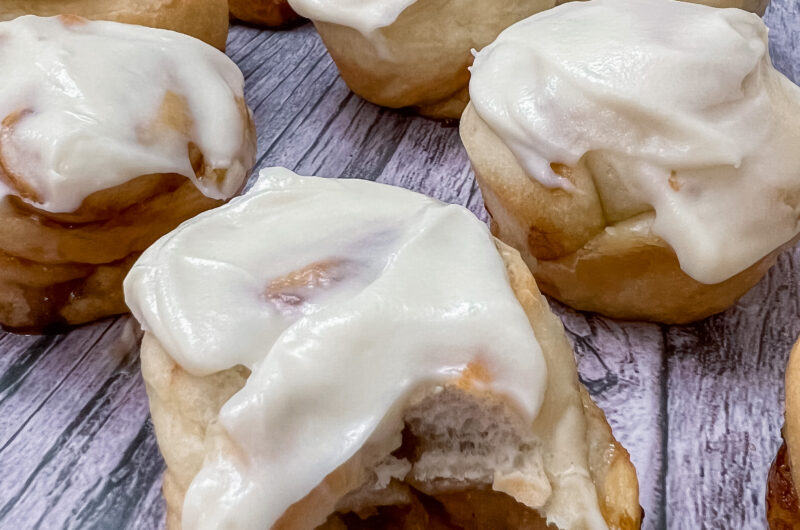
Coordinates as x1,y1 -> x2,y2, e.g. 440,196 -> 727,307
0,3 -> 798,529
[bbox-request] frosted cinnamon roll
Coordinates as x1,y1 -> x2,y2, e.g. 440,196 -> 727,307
460,0 -> 800,324
285,0 -> 556,119
229,0 -> 300,27
0,15 -> 256,330
558,0 -> 768,14
0,0 -> 229,49
124,167 -> 642,530
768,339 -> 800,528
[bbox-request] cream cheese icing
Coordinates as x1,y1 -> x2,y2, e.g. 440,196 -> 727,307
469,0 -> 800,284
0,15 -> 252,213
123,168 -> 611,529
287,0 -> 416,34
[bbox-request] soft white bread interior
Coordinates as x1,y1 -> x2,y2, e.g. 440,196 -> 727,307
140,241 -> 642,529
460,103 -> 794,324
0,0 -> 229,49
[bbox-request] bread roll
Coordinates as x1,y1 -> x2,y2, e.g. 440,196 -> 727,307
126,168 -> 642,529
0,16 -> 255,330
557,0 -> 769,14
461,0 -> 800,323
229,0 -> 300,27
286,0 -> 556,119
767,339 -> 800,528
0,0 -> 229,49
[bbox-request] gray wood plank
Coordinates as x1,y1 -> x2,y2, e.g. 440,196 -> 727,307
0,323 -> 113,449
0,319 -> 153,529
765,0 -> 800,84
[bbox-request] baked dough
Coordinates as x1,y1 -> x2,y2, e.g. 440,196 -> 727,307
0,0 -> 229,49
461,104 -> 797,324
0,16 -> 256,330
0,177 -> 227,330
139,241 -> 642,530
229,0 -> 300,27
767,339 -> 800,528
558,0 -> 769,14
461,0 -> 800,324
128,169 -> 641,529
287,0 -> 555,119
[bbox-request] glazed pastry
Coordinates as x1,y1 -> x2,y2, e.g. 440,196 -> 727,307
124,168 -> 642,530
0,0 -> 229,49
460,0 -> 800,324
229,0 -> 300,27
285,0 -> 556,118
768,338 -> 800,528
558,0 -> 769,14
0,15 -> 256,330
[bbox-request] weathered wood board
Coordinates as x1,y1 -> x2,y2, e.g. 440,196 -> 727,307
0,3 -> 798,528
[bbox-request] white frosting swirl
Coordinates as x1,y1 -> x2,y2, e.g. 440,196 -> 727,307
124,168 -> 550,529
469,0 -> 800,284
287,0 -> 416,34
0,16 -> 252,213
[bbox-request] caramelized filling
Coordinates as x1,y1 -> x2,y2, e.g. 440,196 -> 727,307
668,171 -> 681,192
0,109 -> 42,203
0,252 -> 136,333
265,259 -> 351,312
767,439 -> 800,529
188,142 -> 229,190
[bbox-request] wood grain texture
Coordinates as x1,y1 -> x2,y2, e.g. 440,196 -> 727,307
0,3 -> 798,529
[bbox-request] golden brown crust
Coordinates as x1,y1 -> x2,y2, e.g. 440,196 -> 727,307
311,0 -> 555,119
228,0 -> 300,27
461,102 -> 792,324
580,386 -> 641,530
785,339 -> 800,493
0,0 -> 230,49
531,219 -> 794,325
141,241 -> 641,529
767,338 -> 800,528
555,0 -> 769,14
